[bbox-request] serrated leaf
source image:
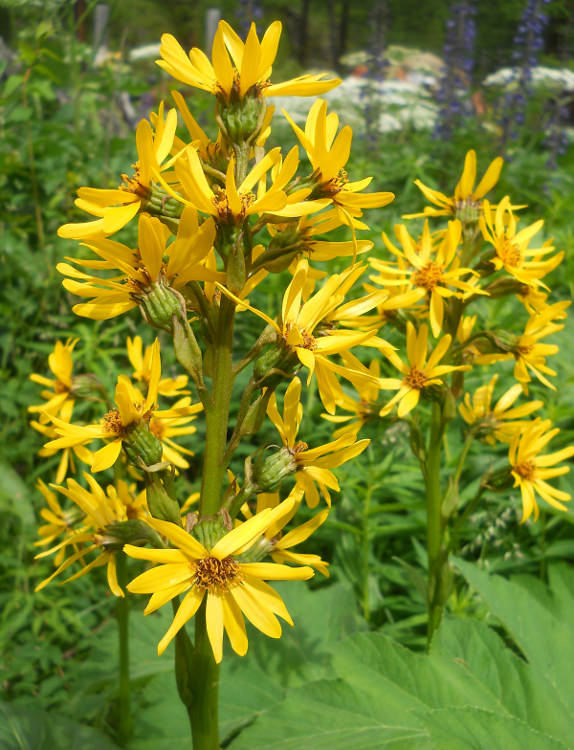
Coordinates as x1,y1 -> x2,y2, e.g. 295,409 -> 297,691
415,706 -> 569,750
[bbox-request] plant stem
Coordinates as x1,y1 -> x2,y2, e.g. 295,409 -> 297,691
425,401 -> 445,646
115,552 -> 133,744
199,295 -> 236,517
189,600 -> 220,750
453,431 -> 475,487
446,484 -> 486,555
362,481 -> 373,622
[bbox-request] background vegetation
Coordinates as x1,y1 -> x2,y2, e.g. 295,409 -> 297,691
1,0 -> 574,747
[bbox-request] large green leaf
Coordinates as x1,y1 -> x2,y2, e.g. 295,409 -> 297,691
416,707 -> 568,750
0,463 -> 34,526
0,700 -> 119,750
231,565 -> 574,749
454,558 -> 574,718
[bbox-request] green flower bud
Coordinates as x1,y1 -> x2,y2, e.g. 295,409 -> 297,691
408,419 -> 426,463
250,227 -> 303,274
251,446 -> 297,494
442,388 -> 457,423
140,183 -> 185,235
473,330 -> 518,356
226,240 -> 247,294
482,277 -> 529,299
70,373 -> 107,401
441,479 -> 459,521
483,465 -> 515,492
146,474 -> 182,526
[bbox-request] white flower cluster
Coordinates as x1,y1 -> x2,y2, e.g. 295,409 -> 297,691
484,66 -> 574,93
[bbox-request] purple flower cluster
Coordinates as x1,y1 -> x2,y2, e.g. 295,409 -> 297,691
500,0 -> 550,139
362,0 -> 389,150
434,0 -> 477,140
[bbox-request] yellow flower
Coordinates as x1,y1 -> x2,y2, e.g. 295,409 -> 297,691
240,489 -> 330,577
322,354 -> 382,438
158,21 -> 340,101
475,300 -> 570,393
127,336 -> 190,397
58,210 -> 220,320
30,419 -> 93,485
380,322 -> 471,417
284,99 -> 395,221
158,144 -> 327,224
217,259 -> 391,413
404,149 -> 504,220
44,341 -> 202,472
371,220 -> 487,336
35,479 -> 83,566
29,339 -> 79,425
267,208 -> 374,263
35,473 -> 132,597
115,479 -> 148,521
58,103 -> 180,240
509,419 -> 574,522
267,377 -> 369,507
459,375 -> 542,444
124,497 -> 314,662
480,198 -> 563,288
148,397 -> 200,469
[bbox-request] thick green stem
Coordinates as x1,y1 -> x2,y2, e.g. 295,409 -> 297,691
199,296 -> 236,517
115,552 -> 133,744
425,401 -> 446,646
189,600 -> 220,750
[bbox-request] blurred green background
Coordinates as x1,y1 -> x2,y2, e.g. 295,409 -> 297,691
1,0 -> 574,748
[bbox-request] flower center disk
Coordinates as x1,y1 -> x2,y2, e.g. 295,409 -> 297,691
514,459 -> 537,481
413,262 -> 444,292
404,366 -> 428,390
192,556 -> 242,594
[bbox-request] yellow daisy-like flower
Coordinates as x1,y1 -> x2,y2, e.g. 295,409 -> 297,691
459,374 -> 543,444
380,322 -> 471,417
509,419 -> 574,522
480,197 -> 563,289
124,497 -> 314,662
322,354 -> 382,438
29,339 -> 79,425
58,103 -> 180,240
240,489 -> 330,577
284,99 -> 395,221
35,473 -> 133,597
44,341 -> 202,472
404,149 -> 504,220
158,144 -> 327,224
475,300 -> 570,393
30,419 -> 93,485
115,479 -> 148,521
158,21 -> 340,101
127,336 -> 189,397
267,377 -> 369,508
58,210 -> 220,320
218,259 -> 390,413
371,220 -> 486,337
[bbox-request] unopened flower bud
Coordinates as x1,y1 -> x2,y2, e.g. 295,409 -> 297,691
193,514 -> 228,551
70,373 -> 107,400
482,277 -> 529,299
146,474 -> 182,525
441,479 -> 459,520
251,228 -> 303,274
474,330 -> 518,355
483,466 -> 515,492
140,183 -> 185,235
442,388 -> 457,422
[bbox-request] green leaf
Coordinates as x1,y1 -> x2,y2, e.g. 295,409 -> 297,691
416,707 -> 568,750
0,700 -> 119,750
454,558 -> 574,718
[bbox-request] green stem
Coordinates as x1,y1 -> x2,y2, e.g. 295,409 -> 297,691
425,401 -> 445,646
189,600 -> 220,750
362,482 -> 373,623
199,295 -> 236,517
452,431 -> 475,487
115,552 -> 133,744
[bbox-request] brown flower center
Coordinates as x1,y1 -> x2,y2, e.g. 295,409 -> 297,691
404,366 -> 428,390
292,440 -> 308,454
193,556 -> 242,594
120,166 -> 149,198
499,238 -> 522,269
284,322 -> 317,350
103,409 -> 124,435
514,459 -> 537,482
413,262 -> 444,291
212,187 -> 255,220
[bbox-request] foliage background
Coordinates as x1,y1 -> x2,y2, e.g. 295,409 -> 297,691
1,0 -> 574,747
